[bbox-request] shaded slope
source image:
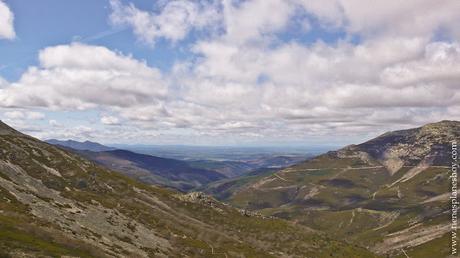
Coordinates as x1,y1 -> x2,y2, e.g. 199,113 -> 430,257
76,149 -> 225,192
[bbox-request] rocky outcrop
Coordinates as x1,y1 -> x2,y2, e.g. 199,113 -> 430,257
175,191 -> 226,213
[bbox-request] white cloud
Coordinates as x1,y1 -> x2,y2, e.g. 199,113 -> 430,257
3,38 -> 459,143
101,115 -> 120,125
26,111 -> 45,120
222,0 -> 295,44
0,77 -> 8,88
35,125 -> 96,141
49,119 -> 62,127
4,110 -> 23,119
109,0 -> 299,46
109,0 -> 221,45
380,42 -> 460,87
111,0 -> 460,46
0,43 -> 167,110
3,110 -> 44,120
0,0 -> 15,39
173,37 -> 460,136
298,0 -> 460,39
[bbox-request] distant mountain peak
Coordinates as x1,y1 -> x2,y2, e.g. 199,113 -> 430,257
46,139 -> 115,152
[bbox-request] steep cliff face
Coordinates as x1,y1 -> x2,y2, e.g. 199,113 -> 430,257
229,121 -> 458,257
0,121 -> 374,257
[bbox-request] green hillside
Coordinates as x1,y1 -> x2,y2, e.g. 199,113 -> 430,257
229,121 -> 458,257
0,121 -> 374,257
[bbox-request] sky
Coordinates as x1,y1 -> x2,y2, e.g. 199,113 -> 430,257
0,0 -> 459,146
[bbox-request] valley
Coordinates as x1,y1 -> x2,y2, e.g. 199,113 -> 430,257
0,120 -> 456,257
47,139 -> 310,192
0,120 -> 374,257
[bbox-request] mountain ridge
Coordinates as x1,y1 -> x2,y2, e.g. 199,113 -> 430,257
226,120 -> 458,257
46,139 -> 116,152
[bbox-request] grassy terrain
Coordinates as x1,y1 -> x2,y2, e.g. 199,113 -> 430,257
227,121 -> 458,257
203,167 -> 279,200
0,121 -> 376,257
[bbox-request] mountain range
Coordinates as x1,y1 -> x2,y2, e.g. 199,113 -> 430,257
45,139 -> 116,152
226,120 -> 458,257
0,120 -> 374,257
0,120 -> 457,257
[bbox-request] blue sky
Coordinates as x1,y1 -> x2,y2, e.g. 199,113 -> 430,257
1,0 -> 176,80
0,0 -> 459,146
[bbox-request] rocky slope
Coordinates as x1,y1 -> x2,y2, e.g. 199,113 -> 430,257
0,121 -> 374,257
229,121 -> 458,257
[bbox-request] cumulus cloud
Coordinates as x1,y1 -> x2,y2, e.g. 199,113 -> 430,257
298,0 -> 460,39
222,0 -> 295,44
0,0 -> 15,39
109,0 -> 221,45
185,39 -> 460,108
0,43 -> 167,110
110,0 -> 460,45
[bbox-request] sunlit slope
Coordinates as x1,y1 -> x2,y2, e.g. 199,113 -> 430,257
0,121 -> 375,257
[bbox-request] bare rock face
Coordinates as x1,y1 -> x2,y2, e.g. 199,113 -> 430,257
176,191 -> 208,202
357,120 -> 459,168
176,192 -> 226,213
333,121 -> 459,174
176,191 -> 217,205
